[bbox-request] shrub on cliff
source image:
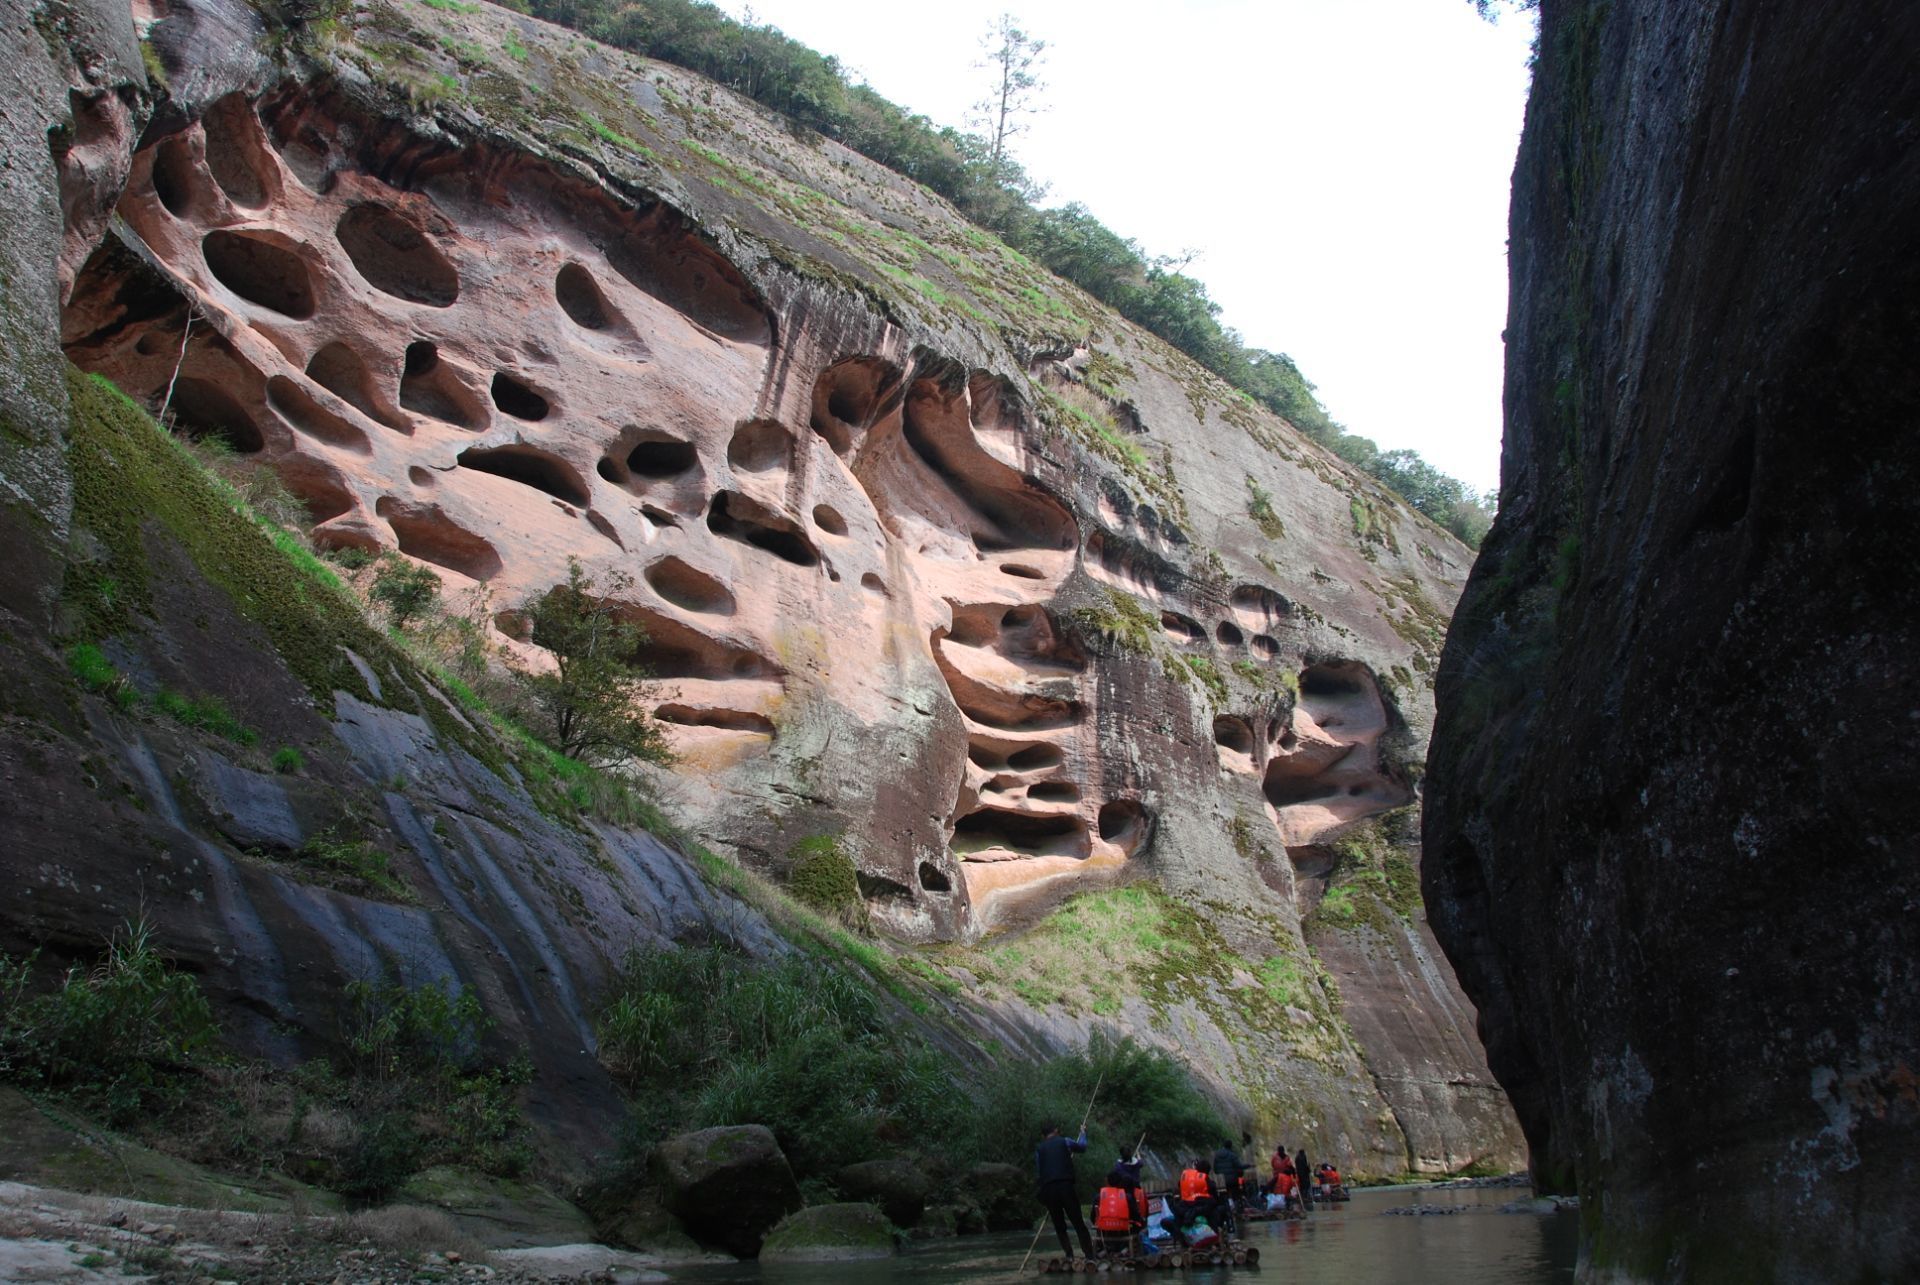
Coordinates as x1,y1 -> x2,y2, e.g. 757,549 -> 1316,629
509,559 -> 671,769
785,835 -> 864,923
0,917 -> 217,1124
596,943 -> 965,1182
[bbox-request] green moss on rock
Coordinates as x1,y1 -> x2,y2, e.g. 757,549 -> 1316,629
759,1202 -> 894,1262
786,833 -> 861,918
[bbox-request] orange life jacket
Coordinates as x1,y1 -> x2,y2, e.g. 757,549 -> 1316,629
1094,1186 -> 1136,1232
1276,1171 -> 1297,1196
1326,1167 -> 1341,1186
1179,1169 -> 1210,1202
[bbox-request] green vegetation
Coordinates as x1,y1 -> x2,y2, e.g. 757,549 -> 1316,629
65,642 -> 136,709
511,559 -> 671,769
1309,812 -> 1422,933
370,555 -> 441,629
152,688 -> 256,745
1070,586 -> 1160,655
785,834 -> 862,921
596,943 -> 964,1181
509,0 -> 1493,543
1183,654 -> 1228,705
595,941 -> 1221,1197
333,978 -> 531,1198
0,917 -> 216,1125
965,885 -> 1349,1071
62,369 -> 372,701
295,828 -> 411,901
1245,477 -> 1285,539
272,745 -> 305,774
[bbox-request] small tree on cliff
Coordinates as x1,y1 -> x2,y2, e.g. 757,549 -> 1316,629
970,13 -> 1048,172
512,559 -> 671,768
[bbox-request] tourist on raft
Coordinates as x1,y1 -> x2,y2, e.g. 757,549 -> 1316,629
1090,1150 -> 1150,1254
1034,1122 -> 1094,1264
1174,1156 -> 1233,1242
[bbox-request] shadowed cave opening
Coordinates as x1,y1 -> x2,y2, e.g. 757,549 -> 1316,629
1217,621 -> 1244,646
1214,716 -> 1254,755
401,341 -> 484,429
169,377 -> 263,453
202,95 -> 271,209
375,498 -> 501,580
1097,799 -> 1150,854
951,807 -> 1087,859
1028,781 -> 1081,803
266,375 -> 369,454
202,229 -> 315,318
812,504 -> 847,536
150,136 -> 197,218
653,704 -> 774,735
917,861 -> 952,893
614,437 -> 697,480
307,342 -> 409,434
706,493 -> 819,567
456,445 -> 589,507
336,204 -> 459,307
490,373 -> 550,422
643,556 -> 735,615
555,262 -> 614,330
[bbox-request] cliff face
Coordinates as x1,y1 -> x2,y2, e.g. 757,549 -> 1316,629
9,0 -> 1522,1176
1427,0 -> 1920,1278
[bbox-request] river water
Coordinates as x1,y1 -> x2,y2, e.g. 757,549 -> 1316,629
667,1186 -> 1579,1284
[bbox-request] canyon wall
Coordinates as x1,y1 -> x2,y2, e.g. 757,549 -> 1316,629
7,0 -> 1522,1176
1426,0 -> 1919,1279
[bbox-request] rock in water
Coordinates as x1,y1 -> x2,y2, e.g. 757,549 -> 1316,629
649,1125 -> 802,1257
834,1159 -> 932,1227
1425,1 -> 1920,1279
758,1203 -> 895,1263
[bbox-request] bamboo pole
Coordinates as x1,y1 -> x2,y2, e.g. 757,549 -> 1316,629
1019,1069 -> 1108,1274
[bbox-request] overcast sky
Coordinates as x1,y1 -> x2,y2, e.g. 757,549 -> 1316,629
715,0 -> 1536,495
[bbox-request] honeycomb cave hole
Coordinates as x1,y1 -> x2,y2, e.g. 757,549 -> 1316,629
951,808 -> 1087,859
810,355 -> 904,453
456,445 -> 589,507
555,262 -> 614,330
202,95 -> 272,209
202,229 -> 315,318
336,204 -> 459,307
620,607 -> 778,681
1216,621 -> 1244,646
266,376 -> 370,455
707,492 -> 819,567
727,418 -> 791,473
306,343 -> 409,434
653,704 -> 774,735
149,136 -> 197,218
374,497 -> 501,580
1001,564 -> 1044,579
401,342 -> 484,429
1096,799 -> 1150,855
917,861 -> 952,893
1028,781 -> 1081,803
643,556 -> 736,615
616,436 -> 697,480
168,377 -> 263,453
813,504 -> 848,536
490,373 -> 550,422
1214,716 -> 1254,755
1162,611 -> 1205,643
1006,743 -> 1064,772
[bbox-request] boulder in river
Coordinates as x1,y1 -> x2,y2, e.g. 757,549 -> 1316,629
649,1125 -> 801,1257
835,1158 -> 931,1227
758,1203 -> 896,1263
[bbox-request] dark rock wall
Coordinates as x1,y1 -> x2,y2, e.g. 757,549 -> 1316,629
1426,1 -> 1920,1279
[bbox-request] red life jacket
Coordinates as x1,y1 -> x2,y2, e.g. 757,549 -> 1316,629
1179,1169 -> 1210,1201
1325,1167 -> 1341,1186
1276,1171 -> 1297,1196
1094,1186 -> 1135,1232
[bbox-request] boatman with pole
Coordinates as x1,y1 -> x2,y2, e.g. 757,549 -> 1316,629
1034,1121 -> 1094,1265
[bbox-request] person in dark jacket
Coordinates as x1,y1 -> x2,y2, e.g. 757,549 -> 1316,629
1294,1148 -> 1312,1208
1035,1122 -> 1094,1262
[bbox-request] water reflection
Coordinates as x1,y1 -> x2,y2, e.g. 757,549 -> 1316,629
666,1187 -> 1578,1284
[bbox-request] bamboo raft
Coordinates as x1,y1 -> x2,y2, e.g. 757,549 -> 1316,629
1038,1245 -> 1261,1272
